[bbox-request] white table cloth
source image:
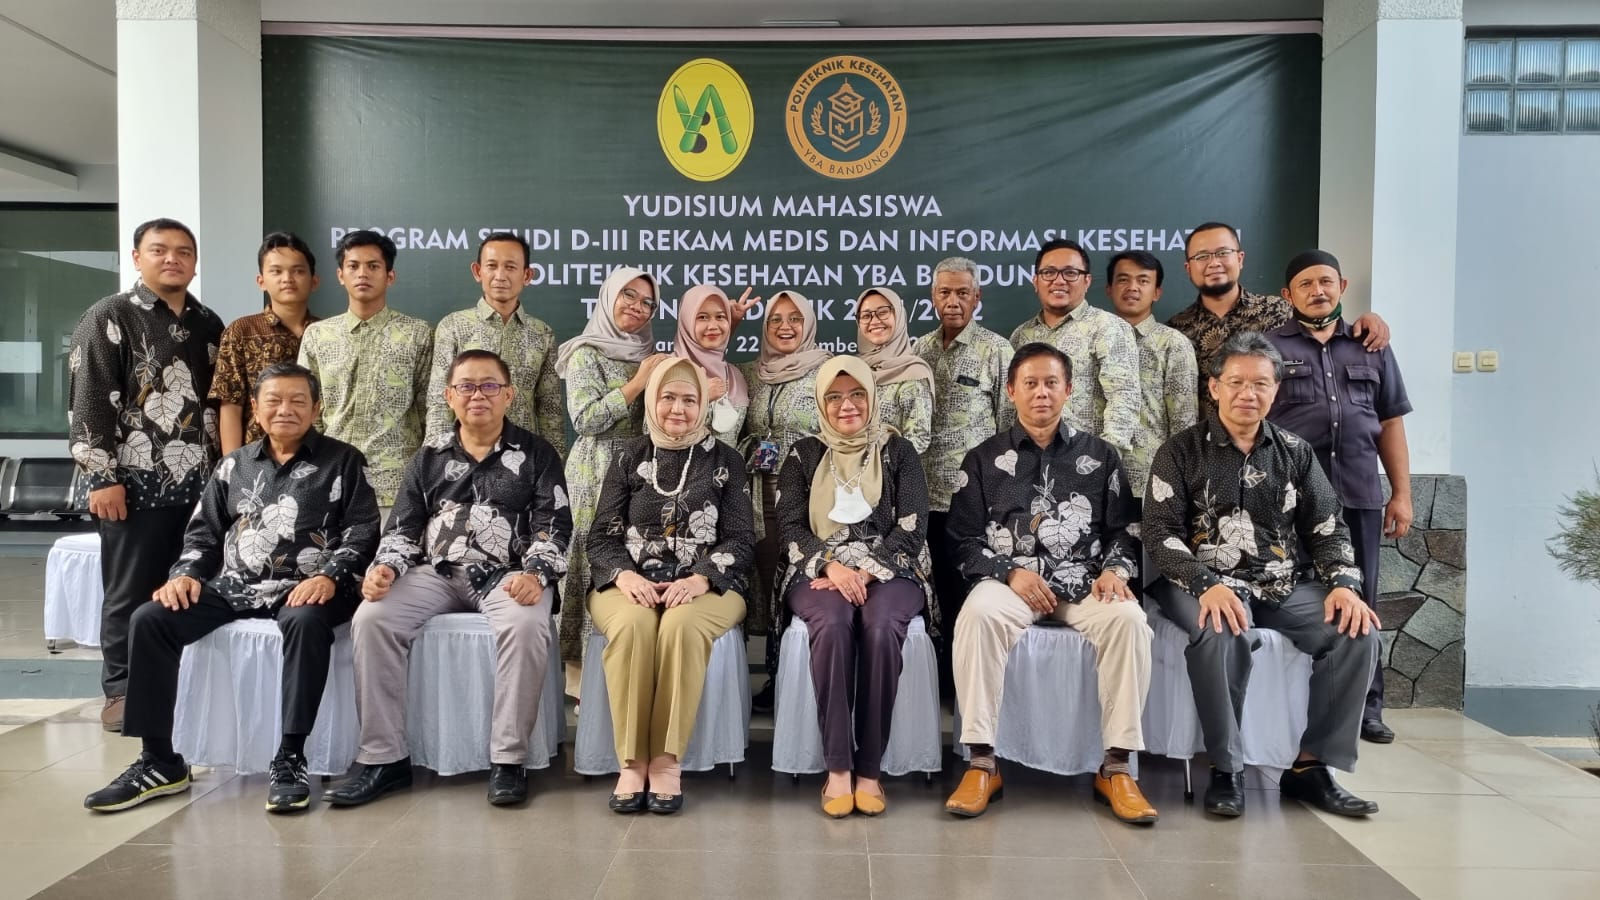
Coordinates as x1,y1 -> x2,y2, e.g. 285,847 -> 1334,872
405,612 -> 566,775
771,616 -> 942,777
44,532 -> 102,648
574,626 -> 750,775
173,619 -> 358,776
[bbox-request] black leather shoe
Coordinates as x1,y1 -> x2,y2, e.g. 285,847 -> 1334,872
751,678 -> 776,714
487,764 -> 528,806
1361,719 -> 1396,744
647,792 -> 684,815
1204,767 -> 1246,817
609,791 -> 648,814
323,760 -> 413,807
1279,764 -> 1379,817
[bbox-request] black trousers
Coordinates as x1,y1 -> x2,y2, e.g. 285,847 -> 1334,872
121,583 -> 360,742
98,505 -> 192,696
1343,506 -> 1385,720
927,511 -> 967,698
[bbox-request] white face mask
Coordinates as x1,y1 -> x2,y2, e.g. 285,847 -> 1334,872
709,396 -> 739,433
830,482 -> 873,524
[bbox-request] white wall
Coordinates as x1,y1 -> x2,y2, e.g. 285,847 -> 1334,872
1464,0 -> 1600,27
0,164 -> 118,204
1455,135 -> 1600,689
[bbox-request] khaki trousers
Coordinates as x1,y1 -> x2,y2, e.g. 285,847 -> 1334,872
352,565 -> 553,766
953,578 -> 1152,750
588,587 -> 745,765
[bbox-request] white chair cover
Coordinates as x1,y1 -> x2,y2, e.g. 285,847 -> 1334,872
172,619 -> 358,776
574,626 -> 750,775
44,532 -> 103,647
405,612 -> 565,775
950,624 -> 1108,776
771,616 -> 942,777
1142,612 -> 1312,769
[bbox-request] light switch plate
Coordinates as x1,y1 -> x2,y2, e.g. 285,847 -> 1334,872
1477,350 -> 1499,372
1453,351 -> 1475,373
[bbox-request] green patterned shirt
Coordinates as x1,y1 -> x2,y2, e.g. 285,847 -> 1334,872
1125,316 -> 1199,499
426,298 -> 566,456
876,378 -> 932,454
297,306 -> 433,506
1009,302 -> 1141,460
913,322 -> 1015,513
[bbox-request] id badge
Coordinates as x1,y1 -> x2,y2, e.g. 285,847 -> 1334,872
750,438 -> 780,473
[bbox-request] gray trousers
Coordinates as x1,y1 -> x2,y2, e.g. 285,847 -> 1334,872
352,565 -> 553,766
1151,579 -> 1378,773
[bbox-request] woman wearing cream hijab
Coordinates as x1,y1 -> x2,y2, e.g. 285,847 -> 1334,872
774,356 -> 934,818
585,357 -> 754,815
855,287 -> 934,453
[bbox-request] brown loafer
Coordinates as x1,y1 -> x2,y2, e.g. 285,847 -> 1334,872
101,696 -> 125,733
1094,771 -> 1158,825
944,768 -> 1003,818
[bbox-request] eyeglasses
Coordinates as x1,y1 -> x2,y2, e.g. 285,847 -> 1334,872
1035,266 -> 1088,283
1217,378 -> 1275,395
857,307 -> 894,324
823,389 -> 871,408
1186,248 -> 1240,264
618,287 -> 657,312
450,382 -> 506,397
768,314 -> 807,327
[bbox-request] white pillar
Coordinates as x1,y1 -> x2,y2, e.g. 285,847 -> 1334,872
116,0 -> 262,323
1320,0 -> 1463,474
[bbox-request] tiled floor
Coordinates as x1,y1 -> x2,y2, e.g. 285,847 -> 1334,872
0,553 -> 98,663
1,704 -> 1596,900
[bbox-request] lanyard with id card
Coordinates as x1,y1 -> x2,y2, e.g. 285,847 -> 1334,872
749,382 -> 786,473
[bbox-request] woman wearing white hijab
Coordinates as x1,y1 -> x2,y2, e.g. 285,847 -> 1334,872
855,287 -> 935,453
737,290 -> 832,710
556,267 -> 672,663
586,357 -> 754,815
775,356 -> 934,818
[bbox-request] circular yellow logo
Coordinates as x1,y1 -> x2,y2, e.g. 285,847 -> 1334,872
785,55 -> 908,181
657,58 -> 754,182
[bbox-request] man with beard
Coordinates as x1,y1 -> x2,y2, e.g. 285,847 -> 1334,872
1167,223 -> 1390,421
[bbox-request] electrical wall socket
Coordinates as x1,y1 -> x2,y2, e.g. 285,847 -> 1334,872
1477,350 -> 1499,372
1453,351 -> 1475,373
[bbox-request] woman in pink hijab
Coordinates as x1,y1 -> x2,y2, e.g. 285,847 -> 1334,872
673,285 -> 749,446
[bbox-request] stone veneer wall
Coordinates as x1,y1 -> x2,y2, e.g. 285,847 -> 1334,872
1376,474 -> 1466,709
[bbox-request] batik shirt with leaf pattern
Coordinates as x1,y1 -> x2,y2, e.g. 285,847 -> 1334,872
587,434 -> 756,599
948,421 -> 1138,604
375,419 -> 572,607
774,434 -> 936,629
67,282 -> 225,510
1142,415 -> 1363,605
169,431 -> 380,611
297,306 -> 433,507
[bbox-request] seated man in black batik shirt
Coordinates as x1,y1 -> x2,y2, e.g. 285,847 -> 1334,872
325,349 -> 571,809
944,343 -> 1158,826
84,362 -> 379,814
1144,331 -> 1381,819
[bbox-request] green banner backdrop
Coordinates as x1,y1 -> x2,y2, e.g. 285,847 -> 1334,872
261,34 -> 1320,357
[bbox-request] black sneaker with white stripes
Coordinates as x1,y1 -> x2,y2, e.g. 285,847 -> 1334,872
266,749 -> 311,813
84,752 -> 191,812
